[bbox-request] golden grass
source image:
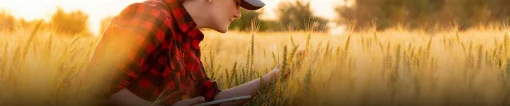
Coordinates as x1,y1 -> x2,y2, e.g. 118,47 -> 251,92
1,26 -> 510,106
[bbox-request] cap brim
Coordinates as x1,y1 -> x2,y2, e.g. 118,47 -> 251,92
240,0 -> 265,10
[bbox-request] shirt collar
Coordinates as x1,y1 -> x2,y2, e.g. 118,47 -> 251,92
164,0 -> 198,33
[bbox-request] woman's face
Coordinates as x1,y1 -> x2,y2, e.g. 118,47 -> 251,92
208,0 -> 242,33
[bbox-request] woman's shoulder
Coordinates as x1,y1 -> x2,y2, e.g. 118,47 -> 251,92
116,0 -> 172,21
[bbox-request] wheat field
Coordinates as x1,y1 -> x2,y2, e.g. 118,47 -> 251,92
1,24 -> 510,106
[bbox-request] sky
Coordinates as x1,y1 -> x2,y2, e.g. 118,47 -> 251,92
0,0 -> 350,35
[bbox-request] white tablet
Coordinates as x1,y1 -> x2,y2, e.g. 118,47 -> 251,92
192,95 -> 252,106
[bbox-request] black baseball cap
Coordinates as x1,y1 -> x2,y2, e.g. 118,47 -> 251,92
238,0 -> 266,10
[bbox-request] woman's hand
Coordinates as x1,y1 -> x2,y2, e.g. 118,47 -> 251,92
294,50 -> 306,69
171,96 -> 205,106
271,50 -> 306,78
211,50 -> 307,106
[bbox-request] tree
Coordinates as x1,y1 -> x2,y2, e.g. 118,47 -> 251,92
336,0 -> 510,31
276,0 -> 329,32
228,8 -> 281,32
490,0 -> 510,21
50,7 -> 89,35
229,9 -> 262,31
336,0 -> 445,30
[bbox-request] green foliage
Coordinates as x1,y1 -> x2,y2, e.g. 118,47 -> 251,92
228,9 -> 281,32
336,0 -> 510,31
50,7 -> 89,35
230,0 -> 332,32
229,9 -> 262,31
277,0 -> 329,32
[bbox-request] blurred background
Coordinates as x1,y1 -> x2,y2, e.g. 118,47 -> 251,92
1,0 -> 510,35
2,0 -> 510,105
0,0 -> 345,35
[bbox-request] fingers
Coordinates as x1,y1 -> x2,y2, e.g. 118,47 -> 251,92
273,50 -> 306,76
295,50 -> 306,59
271,62 -> 281,74
275,62 -> 282,68
296,50 -> 306,55
294,50 -> 306,68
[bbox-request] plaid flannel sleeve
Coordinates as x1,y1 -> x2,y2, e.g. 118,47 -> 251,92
199,79 -> 222,102
197,62 -> 222,102
98,2 -> 173,97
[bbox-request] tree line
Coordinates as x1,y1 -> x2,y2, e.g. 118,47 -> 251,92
1,7 -> 90,35
2,0 -> 510,35
336,0 -> 510,31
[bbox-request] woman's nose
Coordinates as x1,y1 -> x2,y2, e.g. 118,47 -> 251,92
234,9 -> 242,19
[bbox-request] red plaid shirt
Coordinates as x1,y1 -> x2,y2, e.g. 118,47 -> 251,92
88,0 -> 220,105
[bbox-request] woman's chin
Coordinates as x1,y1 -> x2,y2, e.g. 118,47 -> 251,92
212,27 -> 229,33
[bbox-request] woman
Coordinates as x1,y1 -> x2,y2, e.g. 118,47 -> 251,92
86,0 -> 295,106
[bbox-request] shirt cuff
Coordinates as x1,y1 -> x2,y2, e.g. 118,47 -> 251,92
200,80 -> 221,102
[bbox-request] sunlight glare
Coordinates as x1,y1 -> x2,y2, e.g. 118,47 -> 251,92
0,0 -> 347,35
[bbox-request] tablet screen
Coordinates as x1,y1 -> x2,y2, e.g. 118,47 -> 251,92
192,95 -> 252,106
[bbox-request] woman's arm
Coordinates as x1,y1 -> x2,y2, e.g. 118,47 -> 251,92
213,68 -> 279,106
214,50 -> 305,106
